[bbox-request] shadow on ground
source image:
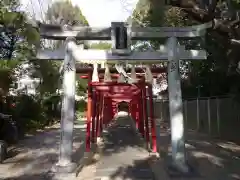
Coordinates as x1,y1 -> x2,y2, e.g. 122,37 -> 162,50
0,120 -> 87,180
158,120 -> 240,180
95,115 -> 155,180
100,117 -> 146,156
186,131 -> 240,180
1,115 -> 240,180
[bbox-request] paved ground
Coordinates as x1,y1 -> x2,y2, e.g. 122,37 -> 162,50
0,118 -> 239,180
156,121 -> 240,180
95,115 -> 154,180
0,121 -> 87,180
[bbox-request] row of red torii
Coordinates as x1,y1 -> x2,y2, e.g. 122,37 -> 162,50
81,65 -> 160,153
36,21 -> 210,174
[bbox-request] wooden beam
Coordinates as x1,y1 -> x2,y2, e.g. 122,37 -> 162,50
35,45 -> 186,61
36,49 -> 207,62
75,67 -> 166,74
38,22 -> 212,40
79,74 -> 162,79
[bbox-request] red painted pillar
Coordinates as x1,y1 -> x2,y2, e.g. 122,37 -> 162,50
142,82 -> 150,145
86,72 -> 92,152
138,89 -> 145,138
99,94 -> 104,133
129,101 -> 133,118
134,99 -> 139,129
131,97 -> 138,128
112,100 -> 117,115
107,98 -> 114,125
91,87 -> 97,143
95,91 -> 100,138
102,96 -> 109,126
110,99 -> 114,120
148,84 -> 157,152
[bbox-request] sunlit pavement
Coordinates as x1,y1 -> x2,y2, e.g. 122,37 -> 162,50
94,114 -> 154,180
0,118 -> 239,180
0,120 -> 86,180
156,121 -> 240,180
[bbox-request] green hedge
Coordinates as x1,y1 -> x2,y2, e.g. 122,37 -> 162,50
1,94 -> 86,135
75,100 -> 87,112
3,94 -> 61,134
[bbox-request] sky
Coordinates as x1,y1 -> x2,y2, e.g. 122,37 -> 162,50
20,0 -> 138,27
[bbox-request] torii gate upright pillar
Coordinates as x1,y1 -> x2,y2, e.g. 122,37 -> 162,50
167,37 -> 188,173
53,37 -> 77,173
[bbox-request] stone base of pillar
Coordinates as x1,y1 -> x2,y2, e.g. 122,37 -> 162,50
46,171 -> 77,180
165,155 -> 199,178
51,162 -> 77,174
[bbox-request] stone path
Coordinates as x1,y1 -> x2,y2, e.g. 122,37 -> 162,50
95,115 -> 154,180
0,117 -> 239,180
0,121 -> 87,180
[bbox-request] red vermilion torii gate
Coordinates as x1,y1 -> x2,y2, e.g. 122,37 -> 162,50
79,67 -> 161,153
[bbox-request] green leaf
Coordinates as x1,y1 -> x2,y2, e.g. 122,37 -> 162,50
2,11 -> 19,25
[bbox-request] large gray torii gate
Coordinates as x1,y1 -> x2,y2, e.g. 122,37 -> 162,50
36,22 -> 210,174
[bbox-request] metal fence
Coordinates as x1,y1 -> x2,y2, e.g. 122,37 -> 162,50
153,97 -> 240,141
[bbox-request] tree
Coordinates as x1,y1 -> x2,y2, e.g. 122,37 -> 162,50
129,0 -> 196,95
89,42 -> 112,50
0,0 -> 39,95
166,0 -> 240,95
129,0 -> 240,97
45,0 -> 88,26
129,0 -> 190,51
33,0 -> 89,96
140,0 -> 240,73
44,0 -> 89,48
0,0 -> 39,60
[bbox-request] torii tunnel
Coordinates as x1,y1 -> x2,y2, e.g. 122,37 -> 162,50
78,66 -> 166,153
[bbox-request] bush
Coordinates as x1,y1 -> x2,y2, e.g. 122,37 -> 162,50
75,100 -> 87,113
4,94 -> 60,134
11,95 -> 46,133
42,95 -> 61,118
14,95 -> 41,119
1,94 -> 86,136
